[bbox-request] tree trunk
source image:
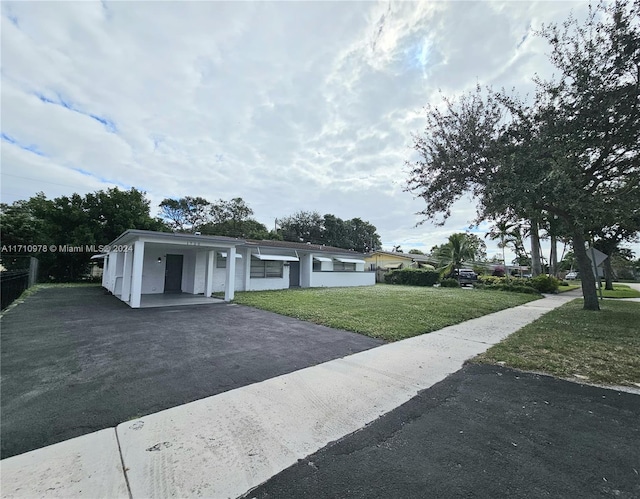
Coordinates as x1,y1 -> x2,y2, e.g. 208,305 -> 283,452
573,229 -> 600,311
530,219 -> 542,276
603,256 -> 615,291
549,234 -> 558,277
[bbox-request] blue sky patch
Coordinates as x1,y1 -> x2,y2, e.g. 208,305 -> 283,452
1,132 -> 45,156
34,91 -> 117,133
71,167 -> 131,189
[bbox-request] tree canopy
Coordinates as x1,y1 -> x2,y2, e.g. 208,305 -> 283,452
1,188 -> 166,281
406,1 -> 640,310
277,211 -> 382,253
158,196 -> 277,239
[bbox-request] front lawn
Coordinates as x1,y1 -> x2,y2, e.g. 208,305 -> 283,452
601,284 -> 640,299
231,285 -> 538,341
474,300 -> 640,386
558,284 -> 580,293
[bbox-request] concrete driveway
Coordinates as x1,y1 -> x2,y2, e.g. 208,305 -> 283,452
0,286 -> 383,459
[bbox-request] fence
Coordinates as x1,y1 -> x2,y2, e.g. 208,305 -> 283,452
0,256 -> 39,310
1,270 -> 30,310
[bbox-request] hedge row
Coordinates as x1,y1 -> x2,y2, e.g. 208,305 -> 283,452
477,274 -> 560,294
384,268 -> 440,286
384,269 -> 561,294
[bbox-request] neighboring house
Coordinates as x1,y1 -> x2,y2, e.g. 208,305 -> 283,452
99,230 -> 374,308
364,250 -> 436,271
364,250 -> 436,283
364,251 -> 415,271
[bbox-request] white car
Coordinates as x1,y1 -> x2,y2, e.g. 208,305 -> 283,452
565,271 -> 579,280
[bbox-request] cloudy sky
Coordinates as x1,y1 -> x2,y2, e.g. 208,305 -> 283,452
4,0 -> 623,262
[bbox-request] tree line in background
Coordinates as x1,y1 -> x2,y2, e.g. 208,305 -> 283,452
158,197 -> 382,253
405,1 -> 640,310
0,188 -> 382,281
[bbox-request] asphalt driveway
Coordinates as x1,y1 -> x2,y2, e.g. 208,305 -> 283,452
0,286 -> 383,459
246,363 -> 640,498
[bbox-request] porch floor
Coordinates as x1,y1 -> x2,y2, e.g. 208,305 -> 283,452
138,293 -> 225,308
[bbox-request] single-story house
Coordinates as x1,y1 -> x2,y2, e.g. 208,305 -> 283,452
364,250 -> 436,271
98,230 -> 374,308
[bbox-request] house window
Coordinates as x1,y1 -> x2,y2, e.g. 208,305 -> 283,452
333,261 -> 356,272
250,257 -> 283,278
313,261 -> 321,272
216,255 -> 226,268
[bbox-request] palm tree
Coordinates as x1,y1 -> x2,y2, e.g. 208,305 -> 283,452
436,233 -> 476,284
486,220 -> 515,281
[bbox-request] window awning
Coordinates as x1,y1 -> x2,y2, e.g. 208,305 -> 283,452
383,262 -> 403,269
313,256 -> 332,262
90,254 -> 107,260
252,254 -> 299,261
334,257 -> 365,264
218,252 -> 243,258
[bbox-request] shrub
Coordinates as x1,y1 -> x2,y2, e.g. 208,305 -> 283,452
480,283 -> 541,295
384,268 -> 440,287
529,275 -> 561,293
440,278 -> 460,288
478,275 -> 505,286
475,275 -> 544,295
492,266 -> 506,277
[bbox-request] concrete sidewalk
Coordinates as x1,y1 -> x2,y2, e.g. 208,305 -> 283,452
1,292 -> 580,498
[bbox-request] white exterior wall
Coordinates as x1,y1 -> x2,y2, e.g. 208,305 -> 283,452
211,256 -> 245,293
181,252 -> 196,293
108,251 -> 118,293
310,271 -> 375,288
141,246 -> 169,294
113,251 -> 124,296
193,252 -> 207,294
102,255 -> 110,289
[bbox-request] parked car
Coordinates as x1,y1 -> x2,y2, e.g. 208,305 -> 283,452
448,269 -> 478,286
565,271 -> 579,280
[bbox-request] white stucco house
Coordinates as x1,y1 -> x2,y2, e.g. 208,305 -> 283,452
98,230 -> 375,308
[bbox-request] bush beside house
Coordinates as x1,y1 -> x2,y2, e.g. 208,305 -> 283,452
384,268 -> 440,287
477,275 -> 560,294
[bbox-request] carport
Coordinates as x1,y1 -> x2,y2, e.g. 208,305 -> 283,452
101,230 -> 240,308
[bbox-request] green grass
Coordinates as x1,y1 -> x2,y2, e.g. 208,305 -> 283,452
600,284 -> 640,299
558,284 -> 580,293
231,284 -> 538,341
475,299 -> 640,386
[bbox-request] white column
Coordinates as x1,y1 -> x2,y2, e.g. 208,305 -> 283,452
243,249 -> 251,291
130,240 -> 145,308
108,252 -> 118,293
102,256 -> 109,288
224,246 -> 236,301
121,249 -> 133,302
300,253 -> 313,288
205,250 -> 215,297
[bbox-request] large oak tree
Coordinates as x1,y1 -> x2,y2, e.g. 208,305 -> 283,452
406,1 -> 640,310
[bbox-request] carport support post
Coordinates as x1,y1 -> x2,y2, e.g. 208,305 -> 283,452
130,240 -> 145,308
121,249 -> 133,302
205,250 -> 214,297
224,247 -> 236,301
102,255 -> 109,288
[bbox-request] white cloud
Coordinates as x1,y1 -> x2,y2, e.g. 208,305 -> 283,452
2,0 -> 635,259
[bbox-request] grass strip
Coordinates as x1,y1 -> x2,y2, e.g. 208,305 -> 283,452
600,284 -> 640,299
474,299 -> 640,386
